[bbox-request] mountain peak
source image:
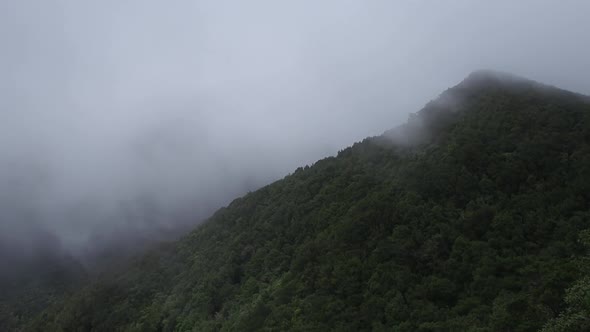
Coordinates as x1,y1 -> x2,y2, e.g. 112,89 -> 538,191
456,69 -> 535,91
453,69 -> 588,102
466,69 -> 520,80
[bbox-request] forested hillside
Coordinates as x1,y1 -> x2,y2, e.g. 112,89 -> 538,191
28,71 -> 590,331
0,236 -> 87,331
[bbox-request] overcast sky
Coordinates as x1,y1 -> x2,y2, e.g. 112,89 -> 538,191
1,0 -> 589,254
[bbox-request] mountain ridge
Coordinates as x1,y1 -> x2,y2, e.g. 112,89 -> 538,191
18,72 -> 590,331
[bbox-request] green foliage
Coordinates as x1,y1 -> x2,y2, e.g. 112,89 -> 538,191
0,253 -> 86,331
24,73 -> 590,331
541,230 -> 590,332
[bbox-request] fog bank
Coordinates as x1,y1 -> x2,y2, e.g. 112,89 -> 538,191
1,1 -> 589,258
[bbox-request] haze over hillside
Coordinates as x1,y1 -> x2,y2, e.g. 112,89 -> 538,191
18,71 -> 590,331
2,1 -> 590,266
2,5 -> 590,331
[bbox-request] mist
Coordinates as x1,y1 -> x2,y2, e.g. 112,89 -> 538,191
1,1 -> 590,264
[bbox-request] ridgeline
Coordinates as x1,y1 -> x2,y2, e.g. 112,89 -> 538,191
22,71 -> 590,331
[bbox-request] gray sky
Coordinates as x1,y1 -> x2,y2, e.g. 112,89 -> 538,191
1,0 -> 589,254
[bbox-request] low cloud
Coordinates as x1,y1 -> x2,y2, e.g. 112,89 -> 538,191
1,0 -> 589,263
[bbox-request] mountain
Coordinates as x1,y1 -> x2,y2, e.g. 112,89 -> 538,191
24,71 -> 590,331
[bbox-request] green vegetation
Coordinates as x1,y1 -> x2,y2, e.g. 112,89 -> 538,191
24,72 -> 590,331
0,253 -> 85,331
541,229 -> 590,332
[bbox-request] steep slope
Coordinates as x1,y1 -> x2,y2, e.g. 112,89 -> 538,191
29,71 -> 590,331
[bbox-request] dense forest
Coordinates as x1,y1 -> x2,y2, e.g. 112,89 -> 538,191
9,71 -> 590,331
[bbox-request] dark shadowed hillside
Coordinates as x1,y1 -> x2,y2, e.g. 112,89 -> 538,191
0,243 -> 86,331
26,72 -> 590,331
